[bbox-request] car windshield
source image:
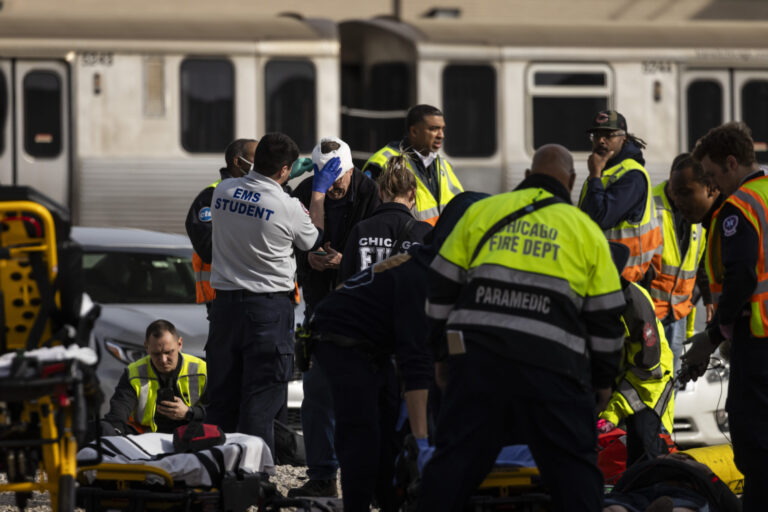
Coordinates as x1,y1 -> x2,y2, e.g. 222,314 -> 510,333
82,251 -> 196,304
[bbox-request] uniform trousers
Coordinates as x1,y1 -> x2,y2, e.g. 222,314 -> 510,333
730,413 -> 768,511
205,290 -> 294,457
417,343 -> 603,512
313,340 -> 399,512
625,407 -> 667,467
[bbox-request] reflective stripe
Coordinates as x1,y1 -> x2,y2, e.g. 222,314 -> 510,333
426,300 -> 453,320
431,254 -> 466,283
654,379 -> 675,418
416,205 -> 441,222
617,378 -> 646,413
439,158 -> 463,196
659,264 -> 697,280
626,249 -> 657,268
468,265 -> 582,309
756,279 -> 768,295
195,270 -> 212,282
136,364 -> 151,426
589,334 -> 624,353
605,221 -> 659,239
583,290 -> 625,312
447,309 -> 586,354
732,189 -> 768,273
649,288 -> 691,305
187,362 -> 200,405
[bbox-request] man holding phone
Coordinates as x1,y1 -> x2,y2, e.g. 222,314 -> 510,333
103,320 -> 208,434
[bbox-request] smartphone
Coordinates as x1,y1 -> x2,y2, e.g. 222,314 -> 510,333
157,388 -> 174,404
311,250 -> 328,256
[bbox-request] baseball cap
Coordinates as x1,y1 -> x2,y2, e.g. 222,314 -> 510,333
311,137 -> 354,177
587,110 -> 627,133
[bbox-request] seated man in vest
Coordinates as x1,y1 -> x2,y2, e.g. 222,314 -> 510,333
579,110 -> 662,283
103,319 -> 208,434
362,104 -> 464,225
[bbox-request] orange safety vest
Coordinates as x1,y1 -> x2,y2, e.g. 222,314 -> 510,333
706,175 -> 768,337
649,182 -> 706,321
193,180 -> 219,304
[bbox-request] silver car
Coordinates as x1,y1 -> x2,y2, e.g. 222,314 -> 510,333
72,227 -> 303,427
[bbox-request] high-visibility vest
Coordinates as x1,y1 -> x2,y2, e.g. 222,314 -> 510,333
706,175 -> 768,338
600,283 -> 676,434
127,353 -> 207,432
193,180 -> 220,304
649,182 -> 706,321
362,145 -> 463,226
579,158 -> 662,282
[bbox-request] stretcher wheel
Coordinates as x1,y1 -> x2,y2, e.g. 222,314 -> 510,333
58,475 -> 75,512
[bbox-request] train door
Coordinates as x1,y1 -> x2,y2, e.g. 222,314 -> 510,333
0,60 -> 70,206
682,69 -> 768,162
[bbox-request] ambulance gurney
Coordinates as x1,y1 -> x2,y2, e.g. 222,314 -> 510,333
604,451 -> 742,512
396,438 -> 550,511
0,346 -> 101,512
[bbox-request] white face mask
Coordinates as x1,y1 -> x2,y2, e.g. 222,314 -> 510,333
238,155 -> 254,172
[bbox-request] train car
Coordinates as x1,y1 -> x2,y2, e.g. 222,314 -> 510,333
0,13 -> 339,232
340,16 -> 768,195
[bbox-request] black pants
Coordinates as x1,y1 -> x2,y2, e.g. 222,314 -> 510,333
730,412 -> 768,511
314,340 -> 399,512
625,407 -> 667,467
205,290 -> 294,457
417,344 -> 603,512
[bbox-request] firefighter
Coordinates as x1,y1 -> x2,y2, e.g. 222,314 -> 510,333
419,144 -> 625,512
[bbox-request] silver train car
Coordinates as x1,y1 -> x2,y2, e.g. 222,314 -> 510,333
2,7 -> 768,232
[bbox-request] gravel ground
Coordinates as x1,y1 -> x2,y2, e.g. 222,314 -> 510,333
0,466 -> 336,511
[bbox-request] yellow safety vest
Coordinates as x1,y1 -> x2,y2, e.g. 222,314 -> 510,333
600,283 -> 675,433
706,175 -> 768,338
193,180 -> 220,304
128,353 -> 207,432
649,181 -> 706,321
362,145 -> 463,226
579,158 -> 662,282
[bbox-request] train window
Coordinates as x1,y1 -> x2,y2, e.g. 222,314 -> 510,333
180,58 -> 234,154
741,80 -> 768,161
0,70 -> 6,156
265,60 -> 316,153
527,65 -> 612,152
23,71 -> 62,158
443,64 -> 496,157
687,80 -> 723,151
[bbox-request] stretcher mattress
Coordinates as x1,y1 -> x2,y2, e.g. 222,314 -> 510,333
77,432 -> 274,487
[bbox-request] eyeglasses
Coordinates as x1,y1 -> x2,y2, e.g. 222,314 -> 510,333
238,155 -> 254,172
589,131 -> 625,142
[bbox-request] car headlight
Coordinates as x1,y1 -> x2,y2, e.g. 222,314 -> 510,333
715,410 -> 730,432
705,364 -> 729,383
104,339 -> 145,365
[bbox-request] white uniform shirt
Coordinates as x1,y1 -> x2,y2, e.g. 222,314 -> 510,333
210,171 -> 318,293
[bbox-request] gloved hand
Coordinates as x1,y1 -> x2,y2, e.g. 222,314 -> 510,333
415,438 -> 435,475
311,156 -> 342,193
596,418 -> 616,433
680,330 -> 718,383
290,157 -> 314,180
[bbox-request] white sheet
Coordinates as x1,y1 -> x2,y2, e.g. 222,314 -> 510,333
77,432 -> 274,487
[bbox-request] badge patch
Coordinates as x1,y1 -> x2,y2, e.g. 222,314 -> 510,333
198,207 -> 212,222
642,322 -> 657,347
722,214 -> 739,237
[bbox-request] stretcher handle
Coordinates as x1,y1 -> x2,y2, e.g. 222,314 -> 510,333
77,463 -> 174,487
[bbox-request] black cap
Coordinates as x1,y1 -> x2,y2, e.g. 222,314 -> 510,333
587,110 -> 627,133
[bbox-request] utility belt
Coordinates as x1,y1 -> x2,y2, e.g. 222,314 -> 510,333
294,326 -> 383,372
215,288 -> 293,301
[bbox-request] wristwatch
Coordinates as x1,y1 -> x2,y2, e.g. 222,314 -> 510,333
184,408 -> 194,421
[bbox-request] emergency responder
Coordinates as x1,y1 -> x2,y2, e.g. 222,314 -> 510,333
648,154 -> 707,377
681,122 -> 768,510
597,279 -> 675,466
308,192 -> 486,512
338,153 -> 433,282
288,137 -> 380,498
185,139 -> 257,308
419,144 -> 626,511
362,105 -> 463,226
205,133 -> 335,457
579,110 -> 662,283
103,320 -> 207,434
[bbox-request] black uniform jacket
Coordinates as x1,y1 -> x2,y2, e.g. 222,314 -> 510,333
311,246 -> 434,392
103,355 -> 208,434
185,168 -> 236,264
338,202 -> 432,282
293,169 -> 380,311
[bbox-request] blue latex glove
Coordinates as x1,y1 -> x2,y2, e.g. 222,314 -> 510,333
416,438 -> 435,475
290,157 -> 314,180
311,156 -> 342,193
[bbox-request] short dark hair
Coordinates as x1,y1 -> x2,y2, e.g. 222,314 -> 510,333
145,319 -> 178,343
320,140 -> 340,153
692,122 -> 756,168
224,139 -> 256,169
253,133 -> 300,176
670,152 -> 710,186
406,104 -> 443,130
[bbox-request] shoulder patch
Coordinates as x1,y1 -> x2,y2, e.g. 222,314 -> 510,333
342,265 -> 375,289
198,207 -> 212,223
722,214 -> 739,237
642,321 -> 657,347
